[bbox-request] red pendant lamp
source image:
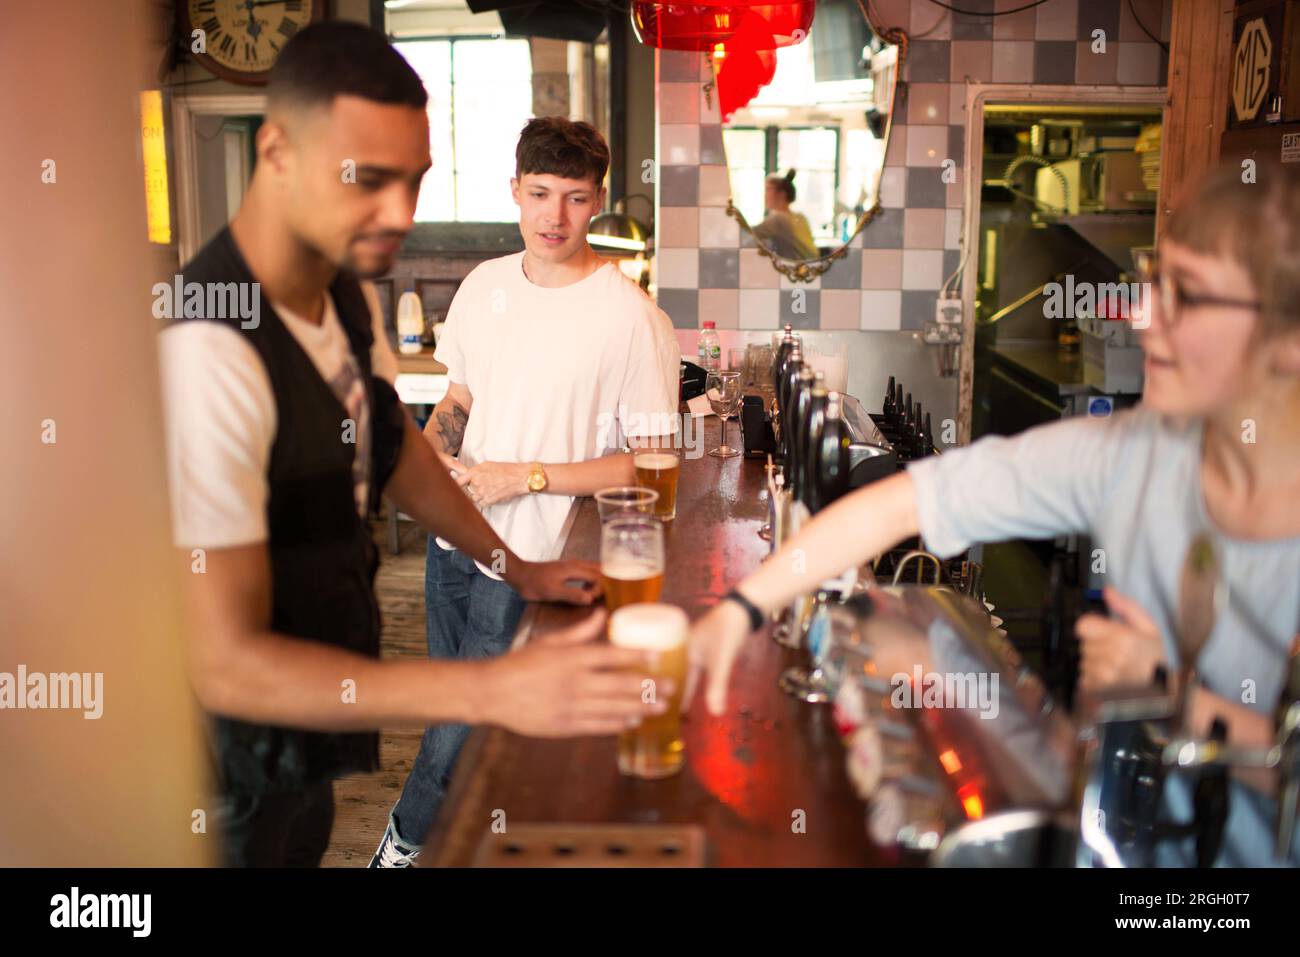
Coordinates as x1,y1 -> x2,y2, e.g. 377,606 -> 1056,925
712,21 -> 779,123
632,3 -> 816,123
630,2 -> 816,52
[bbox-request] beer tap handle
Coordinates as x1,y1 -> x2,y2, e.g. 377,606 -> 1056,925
1276,755 -> 1298,860
1163,634 -> 1300,861
1192,718 -> 1230,868
1275,637 -> 1300,857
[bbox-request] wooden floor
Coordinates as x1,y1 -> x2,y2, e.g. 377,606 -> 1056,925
320,518 -> 429,868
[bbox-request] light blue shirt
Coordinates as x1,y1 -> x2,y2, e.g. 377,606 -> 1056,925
908,406 -> 1300,866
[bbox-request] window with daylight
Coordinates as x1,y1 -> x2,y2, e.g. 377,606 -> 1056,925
776,126 -> 838,239
395,37 -> 533,222
723,128 -> 767,226
724,125 -> 840,242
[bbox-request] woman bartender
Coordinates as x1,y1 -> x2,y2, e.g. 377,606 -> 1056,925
687,163 -> 1300,866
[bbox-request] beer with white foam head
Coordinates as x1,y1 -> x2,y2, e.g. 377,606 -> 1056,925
609,603 -> 688,779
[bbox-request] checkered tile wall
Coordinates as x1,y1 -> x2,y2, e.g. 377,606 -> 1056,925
652,0 -> 1171,333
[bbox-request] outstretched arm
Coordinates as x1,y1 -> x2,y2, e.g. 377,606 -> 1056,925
182,543 -> 664,737
686,471 -> 921,715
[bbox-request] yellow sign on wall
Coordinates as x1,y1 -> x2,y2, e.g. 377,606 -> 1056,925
140,90 -> 171,245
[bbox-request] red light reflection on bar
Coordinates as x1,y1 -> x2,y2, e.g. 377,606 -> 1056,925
958,784 -> 984,820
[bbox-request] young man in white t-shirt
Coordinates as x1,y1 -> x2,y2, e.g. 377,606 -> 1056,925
374,117 -> 681,864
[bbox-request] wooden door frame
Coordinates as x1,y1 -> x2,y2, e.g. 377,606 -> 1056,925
171,94 -> 267,264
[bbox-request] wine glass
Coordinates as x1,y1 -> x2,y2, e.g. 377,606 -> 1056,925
706,370 -> 743,458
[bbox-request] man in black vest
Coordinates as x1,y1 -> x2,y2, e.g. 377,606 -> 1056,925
157,22 -> 668,867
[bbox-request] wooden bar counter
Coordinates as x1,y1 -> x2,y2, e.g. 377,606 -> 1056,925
423,418 -> 884,867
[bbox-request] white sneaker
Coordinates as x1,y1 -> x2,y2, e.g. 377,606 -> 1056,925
368,817 -> 421,868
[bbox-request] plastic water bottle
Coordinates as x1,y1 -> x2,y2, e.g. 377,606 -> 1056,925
696,320 -> 721,371
396,291 -> 424,355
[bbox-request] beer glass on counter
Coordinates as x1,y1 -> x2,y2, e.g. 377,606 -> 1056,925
594,486 -> 658,522
633,449 -> 680,522
600,515 -> 665,613
610,603 -> 688,779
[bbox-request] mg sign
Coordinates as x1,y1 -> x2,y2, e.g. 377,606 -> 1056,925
1232,17 -> 1272,122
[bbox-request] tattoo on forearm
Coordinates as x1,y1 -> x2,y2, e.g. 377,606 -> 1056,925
437,404 -> 468,455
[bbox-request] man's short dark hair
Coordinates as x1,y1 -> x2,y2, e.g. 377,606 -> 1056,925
267,21 -> 427,113
515,117 -> 610,188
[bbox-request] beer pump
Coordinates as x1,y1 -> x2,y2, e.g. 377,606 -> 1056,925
1073,536 -> 1300,866
771,326 -> 799,468
1274,641 -> 1300,856
777,375 -> 856,702
768,327 -> 802,646
1155,639 -> 1300,862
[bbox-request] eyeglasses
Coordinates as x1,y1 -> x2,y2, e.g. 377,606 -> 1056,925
1138,259 -> 1261,328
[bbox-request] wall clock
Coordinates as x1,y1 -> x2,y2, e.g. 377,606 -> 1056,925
179,0 -> 326,86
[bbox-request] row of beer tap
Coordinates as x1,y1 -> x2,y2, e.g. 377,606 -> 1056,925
769,326 -> 852,516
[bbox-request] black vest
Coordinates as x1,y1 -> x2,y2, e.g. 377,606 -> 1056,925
176,226 -> 406,795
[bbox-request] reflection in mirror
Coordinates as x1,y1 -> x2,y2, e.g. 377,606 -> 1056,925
719,0 -> 903,281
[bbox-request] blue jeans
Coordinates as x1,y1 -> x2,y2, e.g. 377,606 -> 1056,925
389,539 -> 526,847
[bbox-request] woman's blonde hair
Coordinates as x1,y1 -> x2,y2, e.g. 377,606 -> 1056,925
1165,161 -> 1300,334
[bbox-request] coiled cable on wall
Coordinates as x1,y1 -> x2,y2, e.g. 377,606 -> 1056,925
999,154 -> 1070,215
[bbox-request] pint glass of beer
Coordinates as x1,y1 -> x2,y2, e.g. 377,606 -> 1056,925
600,515 -> 664,613
633,449 -> 680,522
609,603 -> 689,779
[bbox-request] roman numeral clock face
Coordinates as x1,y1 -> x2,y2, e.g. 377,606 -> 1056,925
184,0 -> 323,84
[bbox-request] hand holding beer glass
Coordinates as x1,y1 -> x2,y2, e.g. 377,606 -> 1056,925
609,603 -> 688,779
600,515 -> 665,613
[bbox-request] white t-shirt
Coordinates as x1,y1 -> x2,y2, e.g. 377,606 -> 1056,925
158,283 -> 395,549
434,252 -> 680,575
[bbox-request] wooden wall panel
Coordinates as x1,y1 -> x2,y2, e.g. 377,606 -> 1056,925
1158,0 -> 1237,237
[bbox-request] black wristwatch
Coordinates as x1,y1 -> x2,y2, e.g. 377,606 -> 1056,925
724,588 -> 765,633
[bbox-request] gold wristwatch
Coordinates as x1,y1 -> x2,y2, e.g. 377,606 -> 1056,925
526,462 -> 548,494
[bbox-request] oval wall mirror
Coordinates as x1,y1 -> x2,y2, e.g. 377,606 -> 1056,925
718,0 -> 907,283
